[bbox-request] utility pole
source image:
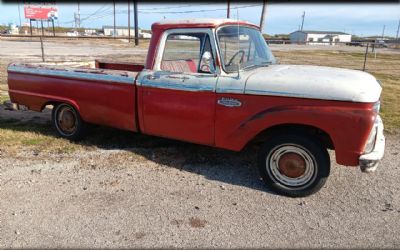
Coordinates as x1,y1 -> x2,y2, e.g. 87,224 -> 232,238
74,1 -> 80,33
29,19 -> 32,36
78,1 -> 80,28
17,2 -> 22,28
381,24 -> 385,39
259,0 -> 267,33
395,19 -> 400,40
41,19 -> 44,36
227,0 -> 230,18
113,0 -> 116,38
52,19 -> 55,36
128,0 -> 131,43
300,11 -> 305,31
134,0 -> 139,46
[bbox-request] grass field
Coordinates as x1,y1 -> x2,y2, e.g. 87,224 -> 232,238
0,41 -> 399,154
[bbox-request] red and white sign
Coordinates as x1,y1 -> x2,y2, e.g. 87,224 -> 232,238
24,5 -> 58,20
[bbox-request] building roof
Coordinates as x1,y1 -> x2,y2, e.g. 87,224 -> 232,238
151,18 -> 259,32
292,30 -> 350,35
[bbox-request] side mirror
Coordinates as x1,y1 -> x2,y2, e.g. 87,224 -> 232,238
199,51 -> 216,74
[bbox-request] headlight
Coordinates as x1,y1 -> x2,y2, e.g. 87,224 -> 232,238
373,101 -> 380,113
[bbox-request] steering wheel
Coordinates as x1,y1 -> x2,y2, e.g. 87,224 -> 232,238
201,64 -> 210,72
227,50 -> 245,66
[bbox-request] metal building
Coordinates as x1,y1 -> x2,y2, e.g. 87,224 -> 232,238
289,30 -> 352,45
102,26 -> 152,38
103,26 -> 136,37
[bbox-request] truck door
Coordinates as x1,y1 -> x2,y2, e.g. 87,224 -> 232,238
137,29 -> 218,145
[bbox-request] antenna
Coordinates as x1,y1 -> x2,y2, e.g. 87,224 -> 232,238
237,9 -> 240,79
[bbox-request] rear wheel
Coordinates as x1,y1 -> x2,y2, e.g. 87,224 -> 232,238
52,103 -> 86,141
258,134 -> 330,197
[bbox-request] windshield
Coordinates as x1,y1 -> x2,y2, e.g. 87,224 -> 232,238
217,26 -> 276,72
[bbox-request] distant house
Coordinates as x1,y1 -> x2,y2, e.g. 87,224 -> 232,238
289,30 -> 352,45
66,31 -> 79,37
103,26 -> 136,37
84,29 -> 97,36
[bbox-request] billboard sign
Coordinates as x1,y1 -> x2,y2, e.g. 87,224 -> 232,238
24,5 -> 58,20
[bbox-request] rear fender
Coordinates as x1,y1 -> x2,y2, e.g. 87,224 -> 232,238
10,89 -> 80,114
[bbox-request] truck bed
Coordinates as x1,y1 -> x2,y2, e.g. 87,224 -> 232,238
7,61 -> 142,132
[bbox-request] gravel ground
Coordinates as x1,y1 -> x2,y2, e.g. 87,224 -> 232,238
0,129 -> 399,248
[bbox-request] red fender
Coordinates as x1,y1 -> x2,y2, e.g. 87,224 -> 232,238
216,104 -> 375,166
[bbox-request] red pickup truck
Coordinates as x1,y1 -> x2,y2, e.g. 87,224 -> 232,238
7,18 -> 385,197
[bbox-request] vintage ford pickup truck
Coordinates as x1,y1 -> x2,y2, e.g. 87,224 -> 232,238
7,18 -> 385,197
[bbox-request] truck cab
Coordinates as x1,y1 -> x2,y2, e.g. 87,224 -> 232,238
7,18 -> 385,197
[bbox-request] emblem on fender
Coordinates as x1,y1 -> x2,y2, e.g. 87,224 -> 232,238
217,97 -> 242,107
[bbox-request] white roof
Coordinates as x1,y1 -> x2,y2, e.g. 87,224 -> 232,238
155,18 -> 253,26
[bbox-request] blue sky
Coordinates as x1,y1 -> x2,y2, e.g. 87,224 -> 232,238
0,2 -> 399,37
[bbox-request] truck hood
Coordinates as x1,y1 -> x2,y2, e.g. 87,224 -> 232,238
244,64 -> 382,103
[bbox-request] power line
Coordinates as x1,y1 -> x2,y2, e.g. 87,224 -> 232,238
80,4 -> 110,20
59,4 -> 262,27
71,4 -> 261,22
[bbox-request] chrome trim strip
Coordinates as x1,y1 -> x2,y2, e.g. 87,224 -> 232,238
216,87 -> 244,94
245,88 -> 309,98
141,79 -> 214,92
8,65 -> 135,84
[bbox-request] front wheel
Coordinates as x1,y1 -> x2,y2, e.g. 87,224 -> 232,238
52,103 -> 86,141
258,134 -> 330,197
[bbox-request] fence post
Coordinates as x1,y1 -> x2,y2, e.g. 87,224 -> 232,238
40,37 -> 45,62
362,43 -> 369,71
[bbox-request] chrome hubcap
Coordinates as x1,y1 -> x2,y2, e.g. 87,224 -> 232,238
267,144 -> 316,188
57,106 -> 77,135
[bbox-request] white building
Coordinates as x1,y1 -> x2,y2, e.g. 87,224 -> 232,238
8,23 -> 19,35
84,29 -> 97,36
289,30 -> 352,45
102,26 -> 152,38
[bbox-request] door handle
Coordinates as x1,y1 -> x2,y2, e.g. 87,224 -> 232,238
146,74 -> 160,80
217,98 -> 242,107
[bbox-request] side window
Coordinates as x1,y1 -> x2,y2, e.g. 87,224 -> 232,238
161,34 -> 201,73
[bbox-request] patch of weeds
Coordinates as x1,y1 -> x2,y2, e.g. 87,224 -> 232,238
0,119 -> 53,134
0,95 -> 9,103
22,138 -> 44,146
56,145 -> 77,154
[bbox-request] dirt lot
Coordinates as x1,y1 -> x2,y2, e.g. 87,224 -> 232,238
0,37 -> 400,248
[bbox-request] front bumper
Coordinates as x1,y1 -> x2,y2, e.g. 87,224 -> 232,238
359,115 -> 385,173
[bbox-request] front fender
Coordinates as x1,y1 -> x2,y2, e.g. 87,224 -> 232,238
216,104 -> 375,166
